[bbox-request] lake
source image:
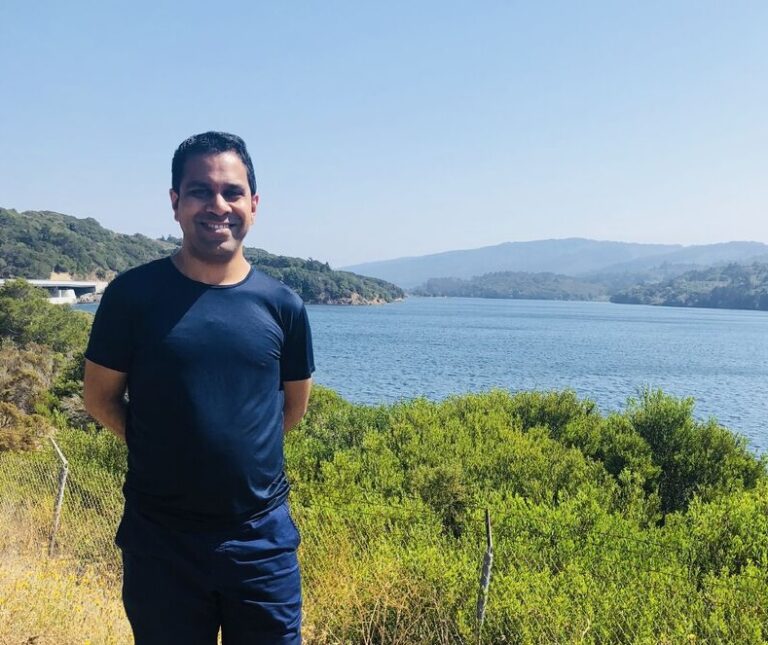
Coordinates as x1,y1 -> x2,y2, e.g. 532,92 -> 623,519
78,297 -> 768,452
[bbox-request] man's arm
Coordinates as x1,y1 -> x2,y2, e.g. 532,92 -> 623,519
283,378 -> 312,432
83,359 -> 129,442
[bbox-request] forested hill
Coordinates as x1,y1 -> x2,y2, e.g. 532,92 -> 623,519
0,208 -> 174,279
413,271 -> 608,301
0,208 -> 403,304
610,263 -> 768,311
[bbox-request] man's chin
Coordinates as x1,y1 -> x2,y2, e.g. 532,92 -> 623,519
188,241 -> 243,264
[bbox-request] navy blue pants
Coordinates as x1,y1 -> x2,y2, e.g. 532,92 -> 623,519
117,502 -> 302,645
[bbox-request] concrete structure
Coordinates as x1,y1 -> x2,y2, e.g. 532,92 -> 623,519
0,279 -> 106,305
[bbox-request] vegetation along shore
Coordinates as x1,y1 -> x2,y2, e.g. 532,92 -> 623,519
5,206 -> 768,311
0,207 -> 404,305
1,279 -> 767,643
412,263 -> 768,311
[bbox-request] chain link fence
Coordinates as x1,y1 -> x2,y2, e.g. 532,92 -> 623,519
2,440 -> 768,643
0,438 -> 122,570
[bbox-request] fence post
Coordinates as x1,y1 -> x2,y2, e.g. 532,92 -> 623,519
48,437 -> 69,556
476,508 -> 494,645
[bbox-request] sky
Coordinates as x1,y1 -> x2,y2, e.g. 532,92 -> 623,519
1,1 -> 766,268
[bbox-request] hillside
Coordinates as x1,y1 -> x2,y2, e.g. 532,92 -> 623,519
343,238 -> 768,289
0,208 -> 174,279
413,271 -> 608,300
611,263 -> 768,311
0,208 -> 403,304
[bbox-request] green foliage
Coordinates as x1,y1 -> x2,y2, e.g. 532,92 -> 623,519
0,339 -> 57,414
244,248 -> 404,303
4,383 -> 768,641
0,208 -> 173,279
289,387 -> 766,540
611,262 -> 768,310
627,389 -> 764,514
0,282 -> 92,433
0,279 -> 91,354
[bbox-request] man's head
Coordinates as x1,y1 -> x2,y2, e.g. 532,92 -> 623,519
170,132 -> 258,266
172,131 -> 256,195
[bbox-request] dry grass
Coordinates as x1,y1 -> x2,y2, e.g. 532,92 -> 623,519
298,514 -> 471,644
0,552 -> 130,645
0,474 -> 466,644
0,498 -> 129,645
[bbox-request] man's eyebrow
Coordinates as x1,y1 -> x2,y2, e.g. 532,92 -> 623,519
183,181 -> 245,191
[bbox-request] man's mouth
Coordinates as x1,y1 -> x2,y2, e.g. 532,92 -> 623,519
200,222 -> 235,231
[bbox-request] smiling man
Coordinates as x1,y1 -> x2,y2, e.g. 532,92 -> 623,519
83,132 -> 314,644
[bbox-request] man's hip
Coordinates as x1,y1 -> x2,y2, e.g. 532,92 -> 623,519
117,501 -> 302,644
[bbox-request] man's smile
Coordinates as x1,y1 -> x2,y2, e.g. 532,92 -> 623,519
199,221 -> 237,232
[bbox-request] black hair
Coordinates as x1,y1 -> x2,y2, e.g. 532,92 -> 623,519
171,131 -> 256,194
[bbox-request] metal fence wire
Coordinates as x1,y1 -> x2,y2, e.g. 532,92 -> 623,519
0,438 -> 61,555
0,438 -> 122,569
1,440 -> 768,644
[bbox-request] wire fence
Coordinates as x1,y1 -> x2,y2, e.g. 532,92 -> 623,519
0,438 -> 123,570
1,440 -> 767,644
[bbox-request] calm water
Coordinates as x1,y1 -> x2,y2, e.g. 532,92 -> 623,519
79,297 -> 768,452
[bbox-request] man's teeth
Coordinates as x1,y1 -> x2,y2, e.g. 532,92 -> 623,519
202,223 -> 232,230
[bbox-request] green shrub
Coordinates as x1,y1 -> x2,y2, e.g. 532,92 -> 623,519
627,389 -> 765,514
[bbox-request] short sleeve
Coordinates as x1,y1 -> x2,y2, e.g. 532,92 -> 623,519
85,279 -> 134,373
280,303 -> 315,382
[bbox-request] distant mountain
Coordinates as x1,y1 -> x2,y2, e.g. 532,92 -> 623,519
586,241 -> 768,276
0,208 -> 403,305
611,263 -> 768,311
344,239 -> 768,289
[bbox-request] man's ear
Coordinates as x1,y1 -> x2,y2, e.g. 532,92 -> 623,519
170,189 -> 179,220
251,193 -> 259,222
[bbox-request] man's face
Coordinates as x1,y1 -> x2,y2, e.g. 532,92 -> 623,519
170,151 -> 258,263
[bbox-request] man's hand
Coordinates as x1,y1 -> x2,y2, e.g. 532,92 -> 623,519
83,359 -> 129,442
283,378 -> 312,432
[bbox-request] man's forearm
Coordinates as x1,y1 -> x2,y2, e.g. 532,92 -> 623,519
283,404 -> 306,432
83,360 -> 129,443
87,398 -> 128,442
282,378 -> 312,432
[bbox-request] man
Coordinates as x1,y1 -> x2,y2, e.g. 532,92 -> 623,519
84,131 -> 314,644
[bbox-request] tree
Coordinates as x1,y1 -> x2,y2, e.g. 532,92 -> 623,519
0,279 -> 91,354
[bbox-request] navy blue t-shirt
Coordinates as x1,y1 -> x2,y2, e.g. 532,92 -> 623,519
86,258 -> 314,529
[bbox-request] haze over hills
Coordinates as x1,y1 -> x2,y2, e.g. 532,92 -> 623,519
343,239 -> 768,289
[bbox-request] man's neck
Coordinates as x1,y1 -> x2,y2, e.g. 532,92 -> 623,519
171,249 -> 251,286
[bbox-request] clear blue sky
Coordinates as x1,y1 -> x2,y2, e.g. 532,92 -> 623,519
1,1 -> 766,267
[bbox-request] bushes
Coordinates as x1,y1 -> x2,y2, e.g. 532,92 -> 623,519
4,385 -> 768,642
627,389 -> 765,514
0,280 -> 91,354
0,281 -> 94,436
0,402 -> 53,452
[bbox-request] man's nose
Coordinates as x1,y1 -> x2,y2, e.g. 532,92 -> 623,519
207,193 -> 231,216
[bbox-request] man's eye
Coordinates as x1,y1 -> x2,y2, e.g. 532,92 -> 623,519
188,188 -> 209,198
225,191 -> 244,201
